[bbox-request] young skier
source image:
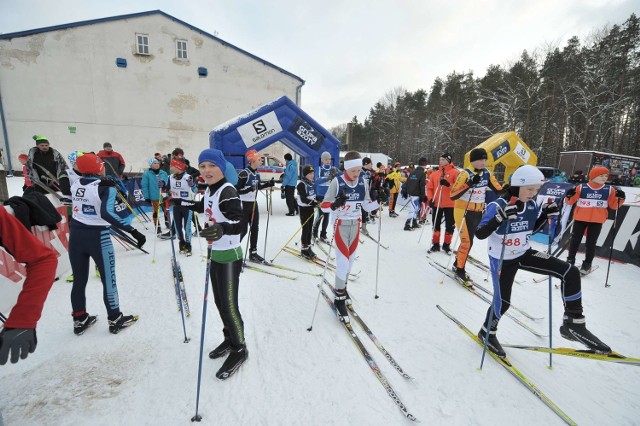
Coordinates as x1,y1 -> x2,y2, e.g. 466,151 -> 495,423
296,165 -> 318,259
359,157 -> 376,235
564,166 -> 625,275
235,149 -> 275,263
182,148 -> 248,380
313,151 -> 339,242
68,153 -> 145,335
426,153 -> 459,254
141,158 -> 170,234
166,157 -> 197,255
475,165 -> 611,357
403,157 -> 427,231
321,151 -> 380,322
450,148 -> 502,281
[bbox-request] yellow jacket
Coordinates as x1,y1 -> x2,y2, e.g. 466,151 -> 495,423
386,169 -> 406,194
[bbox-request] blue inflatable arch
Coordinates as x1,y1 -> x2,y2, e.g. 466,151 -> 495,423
209,96 -> 340,171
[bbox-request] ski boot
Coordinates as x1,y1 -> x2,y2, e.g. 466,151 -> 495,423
404,220 -> 413,231
184,242 -> 192,257
73,313 -> 97,336
318,235 -> 330,245
301,246 -> 316,260
559,315 -> 611,353
411,220 -> 421,229
159,231 -> 173,240
429,243 -> 440,253
389,211 -> 399,218
334,289 -> 350,323
442,243 -> 452,255
361,222 -> 369,236
179,240 -> 186,254
478,326 -> 506,358
579,262 -> 592,276
249,251 -> 266,263
216,344 -> 249,380
209,339 -> 231,359
108,313 -> 138,334
453,266 -> 472,287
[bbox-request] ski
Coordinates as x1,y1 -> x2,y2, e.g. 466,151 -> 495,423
312,241 -> 335,260
452,251 -> 525,285
256,260 -> 322,277
243,263 -> 297,280
362,232 -> 389,250
503,344 -> 640,366
320,288 -> 418,421
171,257 -> 191,316
429,261 -> 546,338
436,305 -> 577,426
323,279 -> 413,379
580,265 -> 600,277
283,247 -> 361,279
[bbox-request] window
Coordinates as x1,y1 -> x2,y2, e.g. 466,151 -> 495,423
136,33 -> 149,55
176,40 -> 188,60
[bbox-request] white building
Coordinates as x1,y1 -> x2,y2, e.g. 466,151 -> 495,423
0,10 -> 304,173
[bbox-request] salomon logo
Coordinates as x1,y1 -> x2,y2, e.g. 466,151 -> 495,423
253,120 -> 267,134
75,188 -> 86,197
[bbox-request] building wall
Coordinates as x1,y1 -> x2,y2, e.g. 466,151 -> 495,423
0,13 -> 302,173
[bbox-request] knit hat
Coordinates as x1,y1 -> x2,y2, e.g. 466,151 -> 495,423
509,165 -> 545,186
170,158 -> 186,172
469,148 -> 488,162
103,142 -> 112,148
246,149 -> 261,163
148,158 -> 159,167
75,153 -> 104,175
302,165 -> 314,176
198,148 -> 227,170
362,157 -> 372,165
321,151 -> 331,161
418,157 -> 427,166
67,151 -> 84,169
441,153 -> 452,163
589,166 -> 609,180
18,154 -> 28,161
33,135 -> 49,145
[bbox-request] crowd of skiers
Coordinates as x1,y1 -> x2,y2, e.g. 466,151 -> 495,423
1,141 -> 628,380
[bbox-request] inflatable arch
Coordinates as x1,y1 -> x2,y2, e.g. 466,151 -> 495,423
209,96 -> 340,171
463,132 -> 537,182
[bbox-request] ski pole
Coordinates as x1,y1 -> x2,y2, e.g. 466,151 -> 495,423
438,193 -> 473,284
604,200 -> 621,288
420,184 -> 442,245
152,201 -> 161,263
263,188 -> 272,260
169,213 -> 190,344
374,205 -> 383,299
480,197 -> 516,370
546,198 -> 554,369
270,206 -> 318,263
191,244 -> 213,423
307,216 -> 341,332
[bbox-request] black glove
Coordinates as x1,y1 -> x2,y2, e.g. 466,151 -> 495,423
180,200 -> 197,210
439,178 -> 450,187
0,328 -> 37,365
615,188 -> 626,199
469,173 -> 482,186
144,198 -> 151,203
419,195 -> 427,203
129,229 -> 146,248
331,192 -> 347,210
267,177 -> 275,188
201,222 -> 224,241
542,201 -> 560,216
496,204 -> 518,222
429,200 -> 434,209
565,187 -> 577,198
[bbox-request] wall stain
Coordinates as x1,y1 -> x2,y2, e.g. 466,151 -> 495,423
0,34 -> 46,69
192,36 -> 204,48
168,94 -> 198,117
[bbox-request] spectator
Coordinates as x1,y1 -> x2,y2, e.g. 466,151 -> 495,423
26,135 -> 68,194
282,153 -> 299,216
97,142 -> 126,178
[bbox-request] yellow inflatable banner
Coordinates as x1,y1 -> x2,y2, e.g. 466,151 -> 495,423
464,132 -> 537,182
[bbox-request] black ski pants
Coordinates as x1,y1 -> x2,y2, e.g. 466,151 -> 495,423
211,258 -> 245,347
567,220 -> 602,267
285,186 -> 298,214
313,196 -> 329,238
299,206 -> 315,246
240,200 -> 259,252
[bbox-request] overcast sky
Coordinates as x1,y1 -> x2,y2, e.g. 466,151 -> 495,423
1,0 -> 638,129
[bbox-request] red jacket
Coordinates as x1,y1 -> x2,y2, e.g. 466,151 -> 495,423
426,163 -> 459,208
2,206 -> 57,328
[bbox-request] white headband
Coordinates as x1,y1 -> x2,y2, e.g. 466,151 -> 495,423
343,159 -> 362,170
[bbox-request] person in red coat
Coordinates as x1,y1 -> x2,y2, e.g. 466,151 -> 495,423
0,206 -> 58,365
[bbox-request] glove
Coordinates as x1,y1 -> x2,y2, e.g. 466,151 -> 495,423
469,173 -> 482,186
331,192 -> 347,210
129,229 -> 146,248
439,178 -> 450,187
565,187 -> 577,198
144,198 -> 151,203
419,195 -> 427,203
496,204 -> 518,222
180,200 -> 197,210
615,188 -> 626,199
267,177 -> 275,188
428,200 -> 434,209
542,201 -> 560,216
0,328 -> 37,365
201,222 -> 224,242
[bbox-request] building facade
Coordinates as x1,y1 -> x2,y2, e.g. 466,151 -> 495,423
0,10 -> 304,173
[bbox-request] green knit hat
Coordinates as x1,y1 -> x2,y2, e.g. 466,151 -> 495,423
33,135 -> 49,144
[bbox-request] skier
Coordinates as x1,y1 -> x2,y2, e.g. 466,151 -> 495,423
68,153 -> 144,335
0,206 -> 57,365
426,153 -> 459,253
282,153 -> 299,216
359,157 -> 377,235
475,165 -> 611,357
141,158 -> 170,235
386,162 -> 405,217
403,157 -> 427,231
450,148 -> 502,281
235,149 -> 275,263
564,166 -> 625,274
321,151 -> 380,322
313,151 -> 339,242
165,157 -> 198,256
182,148 -> 248,380
296,165 -> 318,259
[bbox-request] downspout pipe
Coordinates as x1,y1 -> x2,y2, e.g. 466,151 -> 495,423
0,84 -> 13,177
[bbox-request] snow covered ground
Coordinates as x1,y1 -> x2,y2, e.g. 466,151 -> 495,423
1,175 -> 639,425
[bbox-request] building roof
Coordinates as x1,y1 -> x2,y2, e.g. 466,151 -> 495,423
0,10 -> 304,84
